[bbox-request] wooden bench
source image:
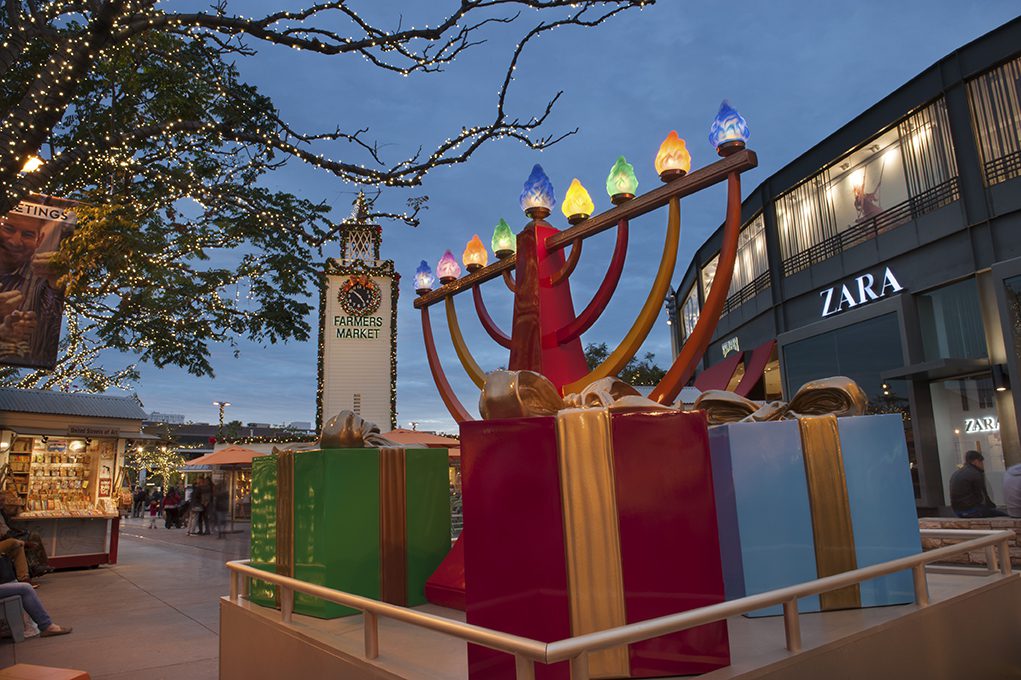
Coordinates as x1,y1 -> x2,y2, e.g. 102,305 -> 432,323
919,516 -> 1021,567
0,666 -> 90,680
0,596 -> 25,643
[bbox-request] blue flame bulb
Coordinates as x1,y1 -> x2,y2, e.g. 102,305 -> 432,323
519,164 -> 556,216
414,260 -> 435,291
708,100 -> 750,150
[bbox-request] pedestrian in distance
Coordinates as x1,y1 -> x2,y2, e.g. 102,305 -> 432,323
147,497 -> 159,529
950,450 -> 1007,518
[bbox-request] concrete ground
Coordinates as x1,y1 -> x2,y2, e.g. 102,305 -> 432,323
0,516 -> 249,679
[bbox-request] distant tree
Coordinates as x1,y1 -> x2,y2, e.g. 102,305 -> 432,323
584,342 -> 666,386
124,445 -> 184,489
0,0 -> 652,385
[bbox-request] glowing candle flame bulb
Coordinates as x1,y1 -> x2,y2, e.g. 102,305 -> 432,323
414,260 -> 435,295
437,250 -> 461,284
708,100 -> 750,156
462,234 -> 488,272
20,156 -> 42,174
606,157 -> 638,205
519,164 -> 556,219
492,219 -> 516,259
561,179 -> 595,225
655,131 -> 692,182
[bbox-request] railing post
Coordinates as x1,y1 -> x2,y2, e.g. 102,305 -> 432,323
782,598 -> 801,653
229,569 -> 239,601
514,654 -> 536,680
242,574 -> 251,599
569,652 -> 590,680
364,611 -> 379,659
999,538 -> 1012,576
984,545 -> 997,574
280,586 -> 294,624
912,565 -> 929,607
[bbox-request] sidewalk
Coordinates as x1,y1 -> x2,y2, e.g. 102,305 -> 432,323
0,518 -> 251,678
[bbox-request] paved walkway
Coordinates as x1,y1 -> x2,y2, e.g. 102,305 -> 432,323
0,517 -> 250,679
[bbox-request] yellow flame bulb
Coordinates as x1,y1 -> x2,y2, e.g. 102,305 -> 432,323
462,234 -> 488,271
561,178 -> 595,220
655,131 -> 691,177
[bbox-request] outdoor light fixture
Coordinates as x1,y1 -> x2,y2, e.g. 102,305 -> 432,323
561,178 -> 595,225
437,250 -> 461,284
414,260 -> 435,295
655,131 -> 692,182
20,155 -> 42,174
462,235 -> 488,272
708,100 -> 750,156
606,156 -> 638,205
491,219 -> 516,259
993,364 -> 1011,392
519,164 -> 555,219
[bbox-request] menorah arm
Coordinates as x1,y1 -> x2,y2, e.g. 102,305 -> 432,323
561,200 -> 679,395
472,285 -> 513,349
544,238 -> 583,287
502,268 -> 516,293
651,172 -> 743,404
555,219 -> 629,344
445,297 -> 487,389
421,306 -> 474,423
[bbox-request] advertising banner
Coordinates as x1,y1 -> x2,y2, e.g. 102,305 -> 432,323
0,193 -> 77,369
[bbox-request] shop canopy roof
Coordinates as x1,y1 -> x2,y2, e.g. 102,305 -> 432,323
0,387 -> 148,421
184,445 -> 267,468
383,429 -> 459,448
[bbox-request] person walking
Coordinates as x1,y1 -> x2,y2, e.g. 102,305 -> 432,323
950,450 -> 1007,518
213,482 -> 230,539
162,486 -> 181,529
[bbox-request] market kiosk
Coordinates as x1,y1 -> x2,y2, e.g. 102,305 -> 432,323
0,387 -> 151,568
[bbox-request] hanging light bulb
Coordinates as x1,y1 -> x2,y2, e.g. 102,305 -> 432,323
437,250 -> 461,284
414,260 -> 435,295
462,234 -> 488,272
606,157 -> 639,205
492,218 -> 516,259
708,100 -> 750,156
20,156 -> 42,174
561,179 -> 595,225
519,164 -> 556,219
655,131 -> 692,182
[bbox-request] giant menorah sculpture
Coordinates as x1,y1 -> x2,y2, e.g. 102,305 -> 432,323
413,103 -> 758,422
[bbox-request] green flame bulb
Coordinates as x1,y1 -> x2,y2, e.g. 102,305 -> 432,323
491,218 -> 516,255
606,156 -> 639,197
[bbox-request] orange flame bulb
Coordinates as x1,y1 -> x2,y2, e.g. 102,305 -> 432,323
655,130 -> 691,179
561,178 -> 595,222
462,234 -> 488,272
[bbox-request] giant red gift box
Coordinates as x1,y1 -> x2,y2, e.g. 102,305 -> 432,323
462,408 -> 730,679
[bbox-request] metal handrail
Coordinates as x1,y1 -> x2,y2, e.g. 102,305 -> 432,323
225,528 -> 1014,680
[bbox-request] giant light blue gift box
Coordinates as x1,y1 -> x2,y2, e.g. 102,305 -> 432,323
708,413 -> 921,616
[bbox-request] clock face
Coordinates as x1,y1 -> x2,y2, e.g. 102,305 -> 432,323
339,276 -> 382,316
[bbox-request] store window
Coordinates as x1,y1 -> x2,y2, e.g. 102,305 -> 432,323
930,375 -> 1006,505
783,313 -> 918,496
680,284 -> 700,342
699,214 -> 771,315
917,278 -> 988,361
967,55 -> 1021,186
778,99 -> 959,275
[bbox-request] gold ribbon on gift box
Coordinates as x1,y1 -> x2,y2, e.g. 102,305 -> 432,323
273,411 -> 408,605
482,371 -> 673,677
694,377 -> 868,610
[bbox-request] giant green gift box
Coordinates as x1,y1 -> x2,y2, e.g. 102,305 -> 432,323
249,447 -> 451,618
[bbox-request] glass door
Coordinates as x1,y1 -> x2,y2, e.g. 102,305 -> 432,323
930,375 -> 1006,505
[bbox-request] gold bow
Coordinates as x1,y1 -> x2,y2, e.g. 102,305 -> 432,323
319,410 -> 399,448
479,370 -> 673,419
693,376 -> 867,425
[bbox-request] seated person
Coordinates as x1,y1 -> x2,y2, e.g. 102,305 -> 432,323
950,451 -> 1007,518
0,581 -> 71,637
0,537 -> 31,584
0,506 -> 51,578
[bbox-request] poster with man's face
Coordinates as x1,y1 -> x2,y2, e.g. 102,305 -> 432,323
0,194 -> 76,369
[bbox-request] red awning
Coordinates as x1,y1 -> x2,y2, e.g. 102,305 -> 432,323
694,351 -> 744,392
183,445 -> 267,468
733,339 -> 777,397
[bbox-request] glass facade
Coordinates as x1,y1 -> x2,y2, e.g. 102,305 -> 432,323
917,278 -> 988,361
680,284 -> 700,341
967,55 -> 1021,186
777,99 -> 958,275
700,214 -> 770,315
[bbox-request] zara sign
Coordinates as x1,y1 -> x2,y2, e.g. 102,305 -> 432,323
820,267 -> 904,318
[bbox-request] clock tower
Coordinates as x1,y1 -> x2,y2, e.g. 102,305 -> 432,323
317,194 -> 399,430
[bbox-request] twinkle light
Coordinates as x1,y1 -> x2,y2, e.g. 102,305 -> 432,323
437,250 -> 461,283
561,178 -> 595,225
20,156 -> 43,174
708,100 -> 750,156
462,235 -> 488,272
492,218 -> 516,259
606,156 -> 638,205
519,164 -> 555,219
655,131 -> 691,182
414,260 -> 435,294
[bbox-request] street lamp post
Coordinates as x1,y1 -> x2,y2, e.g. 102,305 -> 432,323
212,401 -> 232,441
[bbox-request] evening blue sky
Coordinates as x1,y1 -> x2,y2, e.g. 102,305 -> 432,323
122,1 -> 1019,432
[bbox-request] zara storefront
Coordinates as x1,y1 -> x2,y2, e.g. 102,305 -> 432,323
669,17 -> 1021,512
